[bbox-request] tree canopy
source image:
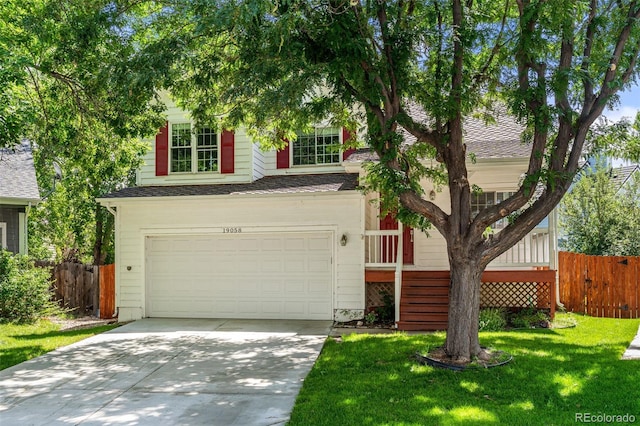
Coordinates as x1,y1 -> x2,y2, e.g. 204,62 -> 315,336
560,164 -> 640,256
2,0 -> 639,361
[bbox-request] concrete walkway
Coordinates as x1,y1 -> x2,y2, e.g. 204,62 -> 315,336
0,318 -> 332,425
622,324 -> 640,360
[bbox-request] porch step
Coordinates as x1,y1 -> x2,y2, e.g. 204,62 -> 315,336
397,321 -> 448,331
398,271 -> 450,332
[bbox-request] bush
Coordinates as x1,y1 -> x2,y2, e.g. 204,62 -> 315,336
479,307 -> 507,331
0,250 -> 58,323
509,307 -> 550,329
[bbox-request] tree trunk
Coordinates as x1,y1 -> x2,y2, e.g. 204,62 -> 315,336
445,257 -> 483,362
92,204 -> 104,265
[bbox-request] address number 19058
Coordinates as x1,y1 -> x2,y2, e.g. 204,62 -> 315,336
223,227 -> 242,233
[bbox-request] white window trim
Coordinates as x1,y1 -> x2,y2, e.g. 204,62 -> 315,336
472,191 -> 515,229
169,122 -> 220,174
291,127 -> 342,167
0,222 -> 6,250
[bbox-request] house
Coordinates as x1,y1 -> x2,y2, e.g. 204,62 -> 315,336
0,141 -> 40,255
611,164 -> 639,193
98,99 -> 558,329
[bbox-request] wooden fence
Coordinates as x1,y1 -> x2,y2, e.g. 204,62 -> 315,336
99,264 -> 116,319
559,252 -> 639,318
37,262 -> 115,318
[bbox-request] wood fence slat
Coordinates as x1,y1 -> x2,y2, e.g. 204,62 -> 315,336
626,256 -> 635,318
99,264 -> 116,319
559,251 -> 640,319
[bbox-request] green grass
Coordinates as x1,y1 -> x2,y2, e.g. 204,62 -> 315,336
0,320 -> 119,370
289,314 -> 640,426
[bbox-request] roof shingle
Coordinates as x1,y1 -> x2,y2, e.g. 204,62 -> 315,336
101,172 -> 359,199
346,105 -> 530,162
0,141 -> 40,202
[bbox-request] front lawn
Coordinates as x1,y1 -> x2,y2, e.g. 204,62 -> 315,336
0,320 -> 119,370
290,314 -> 640,426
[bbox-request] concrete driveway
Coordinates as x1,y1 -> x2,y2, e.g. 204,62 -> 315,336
0,318 -> 332,425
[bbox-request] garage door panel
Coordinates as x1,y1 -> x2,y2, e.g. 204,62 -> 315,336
146,233 -> 333,320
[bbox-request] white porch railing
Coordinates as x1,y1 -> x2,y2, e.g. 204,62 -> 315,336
491,227 -> 551,267
365,227 -> 553,269
364,230 -> 400,267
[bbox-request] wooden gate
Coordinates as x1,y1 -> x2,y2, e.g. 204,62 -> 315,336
559,252 -> 639,318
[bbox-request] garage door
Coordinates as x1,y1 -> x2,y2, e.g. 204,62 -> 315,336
146,233 -> 333,319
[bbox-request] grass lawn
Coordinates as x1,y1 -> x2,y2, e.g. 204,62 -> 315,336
0,320 -> 119,371
290,314 -> 640,426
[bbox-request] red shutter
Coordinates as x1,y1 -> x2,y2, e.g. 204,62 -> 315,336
220,130 -> 235,174
342,128 -> 356,161
276,139 -> 290,169
155,122 -> 169,176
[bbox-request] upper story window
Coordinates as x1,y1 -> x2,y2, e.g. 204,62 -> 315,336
170,123 -> 218,173
292,127 -> 341,166
472,191 -> 515,229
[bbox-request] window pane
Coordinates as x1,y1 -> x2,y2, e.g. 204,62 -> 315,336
196,127 -> 218,172
293,133 -> 316,165
292,127 -> 340,166
171,123 -> 192,172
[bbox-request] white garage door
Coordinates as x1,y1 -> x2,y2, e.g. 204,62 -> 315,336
146,233 -> 333,320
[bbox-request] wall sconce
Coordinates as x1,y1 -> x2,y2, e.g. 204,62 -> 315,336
340,234 -> 348,246
429,190 -> 437,201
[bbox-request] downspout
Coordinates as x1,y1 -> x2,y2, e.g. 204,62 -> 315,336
25,202 -> 31,256
394,223 -> 403,328
549,207 -> 565,310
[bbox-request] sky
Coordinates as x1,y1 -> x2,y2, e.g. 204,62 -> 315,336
603,83 -> 640,122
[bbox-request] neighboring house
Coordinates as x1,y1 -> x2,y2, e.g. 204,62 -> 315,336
98,100 -> 558,329
0,141 -> 40,254
611,164 -> 639,193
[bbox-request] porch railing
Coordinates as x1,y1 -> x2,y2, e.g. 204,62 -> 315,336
365,227 -> 552,268
491,227 -> 551,267
364,230 -> 400,267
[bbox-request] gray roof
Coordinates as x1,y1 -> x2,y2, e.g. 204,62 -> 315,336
346,105 -> 530,162
0,141 -> 40,202
611,165 -> 639,190
101,172 -> 359,199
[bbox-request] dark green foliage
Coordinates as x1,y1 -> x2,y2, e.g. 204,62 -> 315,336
509,307 -> 550,329
478,307 -> 507,331
374,291 -> 395,323
0,251 -> 58,323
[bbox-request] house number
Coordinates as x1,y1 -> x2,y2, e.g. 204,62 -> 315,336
223,227 -> 242,233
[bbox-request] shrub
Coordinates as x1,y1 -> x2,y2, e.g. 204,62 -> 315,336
0,250 -> 58,323
479,307 -> 507,331
374,291 -> 395,323
509,307 -> 550,329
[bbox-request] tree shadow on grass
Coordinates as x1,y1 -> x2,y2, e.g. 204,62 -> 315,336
290,325 -> 640,426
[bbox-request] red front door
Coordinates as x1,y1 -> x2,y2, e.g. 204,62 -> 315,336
380,214 -> 414,265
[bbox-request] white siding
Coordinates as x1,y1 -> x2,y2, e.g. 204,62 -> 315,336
106,192 -> 364,322
138,126 -> 254,186
252,143 -> 265,181
262,148 -> 346,176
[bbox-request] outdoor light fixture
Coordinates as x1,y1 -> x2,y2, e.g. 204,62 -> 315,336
340,234 -> 348,246
429,190 -> 437,201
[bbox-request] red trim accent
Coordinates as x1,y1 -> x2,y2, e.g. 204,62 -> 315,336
380,212 -> 414,265
155,122 -> 169,176
342,128 -> 356,161
220,130 -> 235,174
276,139 -> 290,169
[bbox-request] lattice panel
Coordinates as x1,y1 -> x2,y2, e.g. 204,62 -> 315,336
366,282 -> 395,309
481,281 -> 552,309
